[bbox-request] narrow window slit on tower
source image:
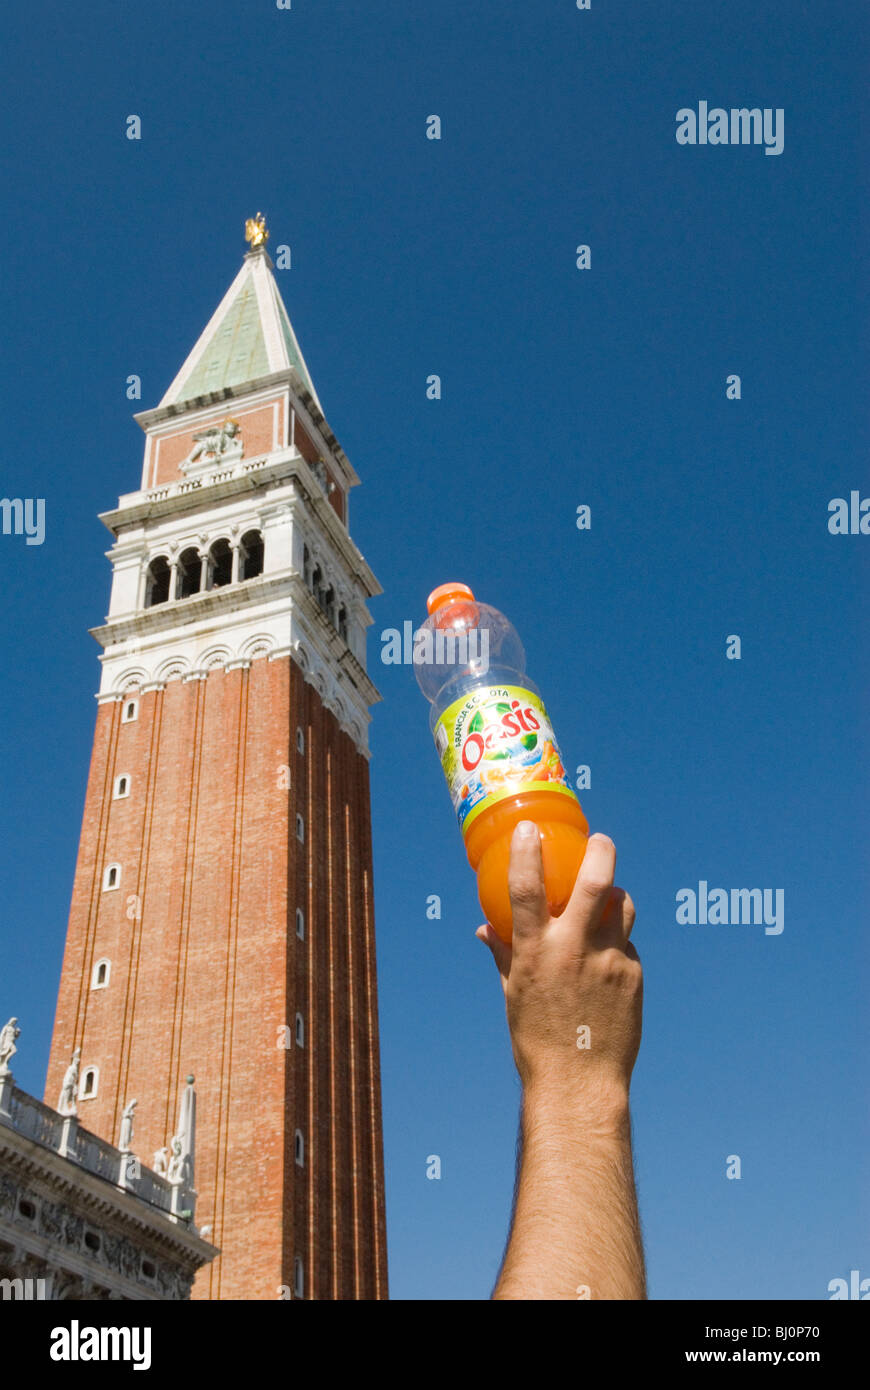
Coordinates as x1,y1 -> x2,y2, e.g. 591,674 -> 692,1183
91,958 -> 110,990
80,1067 -> 98,1099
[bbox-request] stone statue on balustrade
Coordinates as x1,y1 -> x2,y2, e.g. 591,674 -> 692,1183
0,1018 -> 20,1076
167,1136 -> 192,1187
58,1047 -> 81,1116
119,1098 -> 137,1152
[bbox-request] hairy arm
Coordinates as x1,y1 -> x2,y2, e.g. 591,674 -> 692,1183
478,825 -> 646,1300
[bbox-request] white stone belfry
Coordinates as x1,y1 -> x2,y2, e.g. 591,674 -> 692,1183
91,236 -> 381,754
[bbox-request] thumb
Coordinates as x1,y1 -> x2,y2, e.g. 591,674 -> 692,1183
475,922 -> 512,992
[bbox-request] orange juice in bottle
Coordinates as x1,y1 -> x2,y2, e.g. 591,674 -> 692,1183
415,582 -> 589,942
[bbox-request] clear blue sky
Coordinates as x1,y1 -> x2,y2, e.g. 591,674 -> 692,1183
1,1 -> 866,1300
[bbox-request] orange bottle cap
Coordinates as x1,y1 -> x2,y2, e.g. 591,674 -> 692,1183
426,582 -> 476,615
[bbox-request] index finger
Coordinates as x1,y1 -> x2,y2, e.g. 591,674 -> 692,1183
507,820 -> 550,941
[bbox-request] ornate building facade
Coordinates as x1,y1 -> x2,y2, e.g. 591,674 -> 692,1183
44,218 -> 388,1299
1,1023 -> 215,1301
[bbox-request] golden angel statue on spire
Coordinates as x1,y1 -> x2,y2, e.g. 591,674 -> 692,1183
245,212 -> 269,249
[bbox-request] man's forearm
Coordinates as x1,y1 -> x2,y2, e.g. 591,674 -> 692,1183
493,1079 -> 646,1301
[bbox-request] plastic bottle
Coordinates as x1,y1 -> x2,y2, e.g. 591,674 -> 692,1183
415,581 -> 589,942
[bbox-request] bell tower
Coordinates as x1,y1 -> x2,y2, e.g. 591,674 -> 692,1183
45,217 -> 388,1300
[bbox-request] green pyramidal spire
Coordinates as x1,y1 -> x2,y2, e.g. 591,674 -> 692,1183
160,231 -> 321,411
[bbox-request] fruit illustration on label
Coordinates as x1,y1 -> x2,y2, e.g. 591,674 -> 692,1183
435,685 -> 573,833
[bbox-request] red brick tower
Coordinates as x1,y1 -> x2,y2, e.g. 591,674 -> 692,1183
45,217 -> 388,1300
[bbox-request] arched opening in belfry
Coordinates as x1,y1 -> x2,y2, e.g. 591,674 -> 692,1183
240,530 -> 264,580
145,556 -> 170,607
337,605 -> 348,641
178,548 -> 201,599
208,538 -> 233,589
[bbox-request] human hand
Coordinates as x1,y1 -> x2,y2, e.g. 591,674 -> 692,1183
476,825 -> 642,1106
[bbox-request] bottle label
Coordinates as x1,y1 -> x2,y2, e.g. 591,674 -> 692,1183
433,684 -> 576,834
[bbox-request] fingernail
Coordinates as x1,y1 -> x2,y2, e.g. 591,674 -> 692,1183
515,820 -> 537,839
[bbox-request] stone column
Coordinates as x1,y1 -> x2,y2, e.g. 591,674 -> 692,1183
168,561 -> 179,602
0,1071 -> 13,1122
118,1152 -> 139,1190
199,552 -> 210,593
230,542 -> 241,585
58,1114 -> 79,1161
